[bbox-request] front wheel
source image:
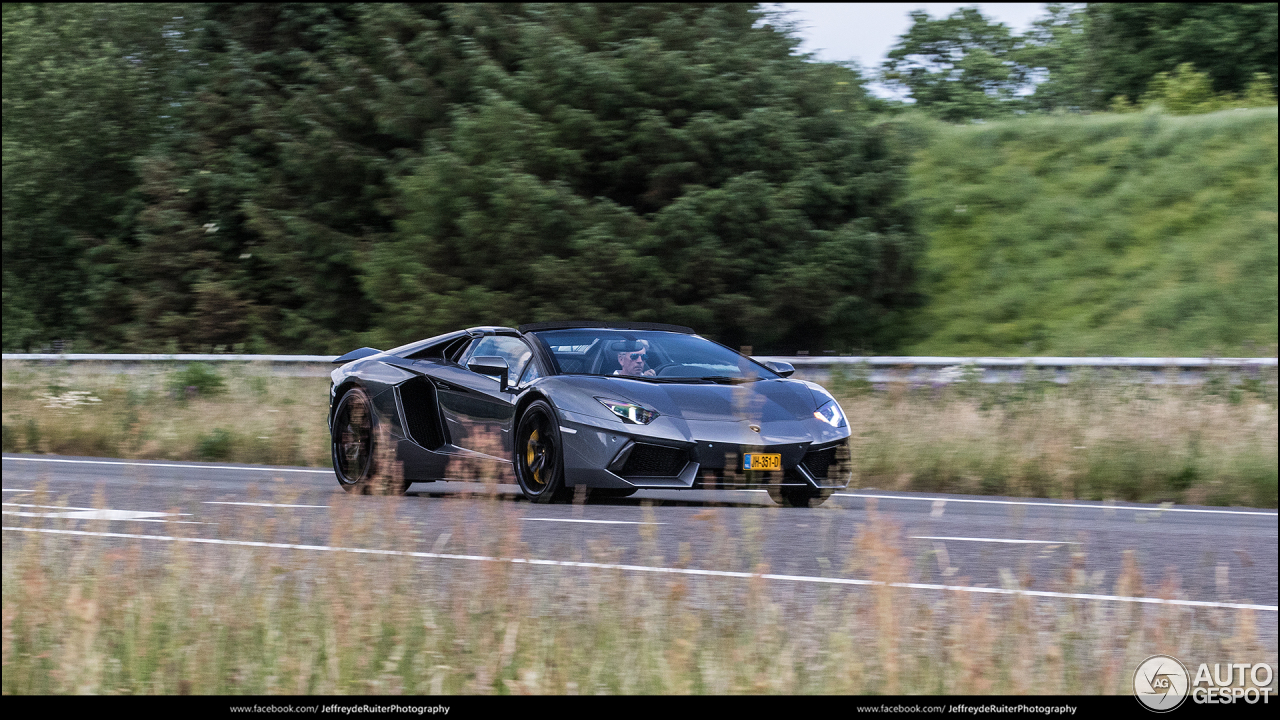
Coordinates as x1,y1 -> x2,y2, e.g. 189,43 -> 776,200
767,485 -> 833,508
514,400 -> 571,503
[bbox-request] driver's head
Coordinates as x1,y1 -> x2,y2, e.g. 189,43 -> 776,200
613,339 -> 649,376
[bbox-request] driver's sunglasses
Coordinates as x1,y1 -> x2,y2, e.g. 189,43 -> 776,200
624,351 -> 646,361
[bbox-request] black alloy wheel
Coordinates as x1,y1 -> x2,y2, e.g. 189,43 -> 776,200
514,400 -> 571,503
332,386 -> 407,495
766,485 -> 834,508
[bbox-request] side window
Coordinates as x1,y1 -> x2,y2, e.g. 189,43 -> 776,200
445,337 -> 473,364
462,336 -> 533,380
517,360 -> 543,387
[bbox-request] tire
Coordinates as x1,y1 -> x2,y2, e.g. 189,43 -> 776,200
514,400 -> 571,503
331,386 -> 409,495
766,485 -> 833,508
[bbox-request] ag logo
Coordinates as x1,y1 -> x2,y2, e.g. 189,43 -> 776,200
1135,654 -> 1190,712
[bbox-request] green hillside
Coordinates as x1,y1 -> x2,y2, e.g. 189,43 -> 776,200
902,107 -> 1278,357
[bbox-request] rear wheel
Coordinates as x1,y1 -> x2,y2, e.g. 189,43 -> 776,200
514,400 -> 571,503
767,485 -> 833,508
332,386 -> 408,495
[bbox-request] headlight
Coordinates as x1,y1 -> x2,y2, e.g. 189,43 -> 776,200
596,398 -> 659,425
813,399 -> 846,428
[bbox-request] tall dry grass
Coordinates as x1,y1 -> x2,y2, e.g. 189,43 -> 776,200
2,361 -> 331,468
3,479 -> 1275,695
830,366 -> 1277,508
2,360 -> 1276,506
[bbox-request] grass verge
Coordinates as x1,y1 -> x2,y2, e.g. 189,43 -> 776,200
900,107 -> 1278,357
2,361 -> 331,468
828,365 -> 1278,508
5,360 -> 1274,507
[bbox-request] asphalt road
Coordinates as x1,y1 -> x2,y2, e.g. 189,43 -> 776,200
4,453 -> 1277,616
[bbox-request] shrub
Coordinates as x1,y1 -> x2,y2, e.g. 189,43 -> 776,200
169,363 -> 226,397
196,428 -> 233,460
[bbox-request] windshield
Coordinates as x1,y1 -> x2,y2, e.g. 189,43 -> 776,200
530,329 -> 777,381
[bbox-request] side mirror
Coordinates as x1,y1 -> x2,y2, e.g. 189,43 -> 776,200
468,356 -> 510,391
764,360 -> 794,378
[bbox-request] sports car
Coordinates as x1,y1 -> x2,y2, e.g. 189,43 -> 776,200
328,321 -> 851,506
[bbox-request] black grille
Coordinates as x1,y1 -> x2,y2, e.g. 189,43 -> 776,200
399,377 -> 445,450
620,443 -> 689,477
802,442 -> 849,480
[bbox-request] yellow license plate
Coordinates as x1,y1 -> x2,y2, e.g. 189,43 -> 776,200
743,453 -> 781,471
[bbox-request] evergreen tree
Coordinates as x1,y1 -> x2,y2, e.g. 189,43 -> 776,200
2,3 -> 189,350
370,4 -> 919,353
125,4 -> 470,352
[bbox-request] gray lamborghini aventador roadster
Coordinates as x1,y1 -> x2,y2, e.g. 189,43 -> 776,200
328,321 -> 850,506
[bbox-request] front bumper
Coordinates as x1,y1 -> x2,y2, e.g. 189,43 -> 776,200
556,409 -> 851,490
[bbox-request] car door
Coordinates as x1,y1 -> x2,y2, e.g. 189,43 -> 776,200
433,335 -> 533,459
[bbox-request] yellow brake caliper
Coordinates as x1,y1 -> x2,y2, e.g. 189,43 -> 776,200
527,429 -> 541,484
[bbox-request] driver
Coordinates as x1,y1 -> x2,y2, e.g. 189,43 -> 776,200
612,339 -> 655,377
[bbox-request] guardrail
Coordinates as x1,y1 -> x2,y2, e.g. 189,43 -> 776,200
753,356 -> 1277,385
2,353 -> 339,377
4,353 -> 1275,383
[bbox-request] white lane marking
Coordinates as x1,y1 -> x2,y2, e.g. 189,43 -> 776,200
3,509 -> 185,521
5,502 -> 108,510
3,502 -> 197,523
523,517 -> 665,525
5,526 -> 1275,612
2,456 -> 332,474
1,513 -> 211,524
2,488 -> 32,493
835,492 -> 1278,517
204,501 -> 329,508
912,535 -> 1078,545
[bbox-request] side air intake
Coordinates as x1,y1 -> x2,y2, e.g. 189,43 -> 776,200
399,377 -> 445,450
801,441 -> 851,483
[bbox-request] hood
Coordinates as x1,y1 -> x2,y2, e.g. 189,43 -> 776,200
560,376 -> 818,423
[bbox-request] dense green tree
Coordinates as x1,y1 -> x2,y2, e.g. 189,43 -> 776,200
368,4 -> 919,353
2,3 -> 190,350
1015,3 -> 1098,112
6,2 -> 1277,355
881,7 -> 1030,121
32,3 -> 915,354
893,4 -> 1279,117
1085,4 -> 1277,105
122,3 -> 474,352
